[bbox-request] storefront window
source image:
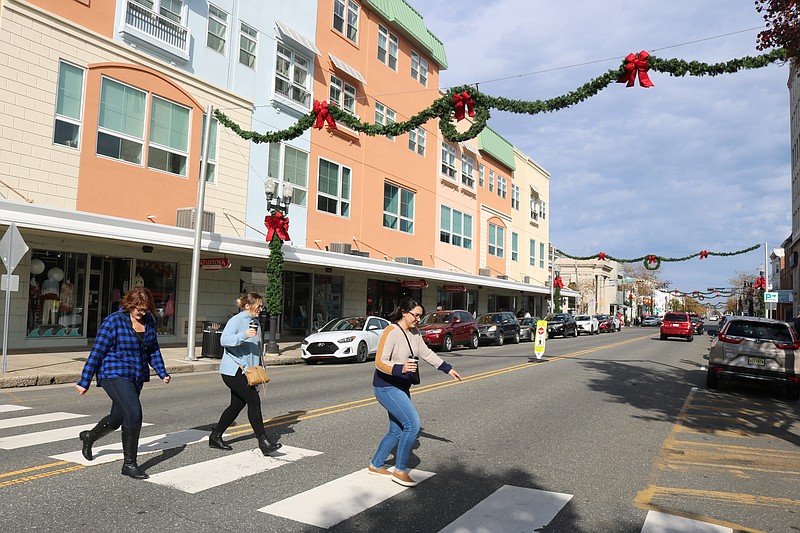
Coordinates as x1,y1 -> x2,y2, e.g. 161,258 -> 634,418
367,279 -> 421,320
283,271 -> 311,336
27,251 -> 87,338
312,274 -> 343,330
436,288 -> 478,316
135,260 -> 177,335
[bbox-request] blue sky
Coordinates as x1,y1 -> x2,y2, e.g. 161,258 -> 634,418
413,1 -> 790,298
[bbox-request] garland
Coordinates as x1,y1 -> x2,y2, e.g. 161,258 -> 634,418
214,49 -> 787,144
265,234 -> 284,316
554,244 -> 761,267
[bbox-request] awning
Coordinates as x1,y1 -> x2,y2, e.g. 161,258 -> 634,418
328,53 -> 367,84
275,20 -> 320,56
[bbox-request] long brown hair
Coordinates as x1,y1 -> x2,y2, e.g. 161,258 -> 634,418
119,287 -> 156,314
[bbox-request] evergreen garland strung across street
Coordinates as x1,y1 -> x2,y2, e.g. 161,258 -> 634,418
554,244 -> 761,271
213,48 -> 786,144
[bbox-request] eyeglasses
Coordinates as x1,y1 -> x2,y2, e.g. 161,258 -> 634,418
407,312 -> 423,320
134,307 -> 149,314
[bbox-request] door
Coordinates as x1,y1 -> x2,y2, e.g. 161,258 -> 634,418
87,257 -> 131,338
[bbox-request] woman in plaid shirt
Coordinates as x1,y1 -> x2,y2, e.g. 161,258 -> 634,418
75,287 -> 171,480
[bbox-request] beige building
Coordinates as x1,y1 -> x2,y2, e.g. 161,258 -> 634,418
555,257 -> 622,316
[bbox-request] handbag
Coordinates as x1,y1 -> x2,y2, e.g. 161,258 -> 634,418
242,365 -> 270,387
399,329 -> 421,385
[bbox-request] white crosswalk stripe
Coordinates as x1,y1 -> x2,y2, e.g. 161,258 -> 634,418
147,445 -> 323,493
641,511 -> 733,533
50,428 -> 208,465
259,468 -> 436,529
0,404 -> 32,413
0,411 -> 87,429
0,422 -> 153,450
438,485 -> 573,533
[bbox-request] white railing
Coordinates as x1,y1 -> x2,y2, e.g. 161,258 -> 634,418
125,0 -> 189,55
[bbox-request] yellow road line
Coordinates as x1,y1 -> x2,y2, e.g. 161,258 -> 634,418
0,461 -> 70,478
639,485 -> 800,510
633,495 -> 768,533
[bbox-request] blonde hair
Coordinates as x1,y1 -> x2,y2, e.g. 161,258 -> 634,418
236,292 -> 263,309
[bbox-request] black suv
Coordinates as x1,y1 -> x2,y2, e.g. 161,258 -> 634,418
546,313 -> 578,338
477,312 -> 520,346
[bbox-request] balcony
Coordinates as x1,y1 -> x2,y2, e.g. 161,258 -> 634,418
121,0 -> 190,63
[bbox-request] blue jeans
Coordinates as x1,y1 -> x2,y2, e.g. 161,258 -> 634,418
100,378 -> 143,429
370,386 -> 420,472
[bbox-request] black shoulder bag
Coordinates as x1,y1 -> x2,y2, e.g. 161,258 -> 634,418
399,328 -> 421,385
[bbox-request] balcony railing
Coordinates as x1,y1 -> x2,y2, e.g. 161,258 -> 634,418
124,0 -> 189,59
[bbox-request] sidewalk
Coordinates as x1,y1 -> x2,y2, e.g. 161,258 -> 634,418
0,342 -> 303,389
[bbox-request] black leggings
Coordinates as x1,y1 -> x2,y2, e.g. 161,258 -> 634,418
214,368 -> 265,436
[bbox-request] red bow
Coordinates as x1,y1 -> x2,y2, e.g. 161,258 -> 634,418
553,276 -> 564,289
699,250 -> 708,260
264,211 -> 290,242
647,255 -> 658,264
313,100 -> 337,130
755,277 -> 766,290
597,252 -> 607,261
452,91 -> 476,122
617,51 -> 654,88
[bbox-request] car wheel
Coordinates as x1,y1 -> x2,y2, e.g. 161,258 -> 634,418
594,328 -> 599,335
470,332 -> 479,349
687,334 -> 693,342
787,382 -> 800,402
496,333 -> 504,346
706,369 -> 719,389
660,333 -> 667,340
442,334 -> 453,352
513,331 -> 520,344
354,341 -> 368,363
572,327 -> 578,337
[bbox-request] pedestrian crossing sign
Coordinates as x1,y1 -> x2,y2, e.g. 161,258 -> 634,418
534,320 -> 547,359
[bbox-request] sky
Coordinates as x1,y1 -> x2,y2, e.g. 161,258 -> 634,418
413,1 -> 791,303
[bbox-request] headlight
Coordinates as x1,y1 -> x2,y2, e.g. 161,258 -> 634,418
488,325 -> 497,332
427,328 -> 442,335
337,336 -> 356,343
301,339 -> 309,345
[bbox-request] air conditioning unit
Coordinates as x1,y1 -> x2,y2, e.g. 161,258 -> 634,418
329,242 -> 352,254
523,275 -> 531,284
496,275 -> 508,280
350,250 -> 369,258
176,208 -> 215,232
479,268 -> 491,277
395,256 -> 421,265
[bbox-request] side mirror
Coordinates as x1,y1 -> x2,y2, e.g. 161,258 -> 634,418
367,324 -> 378,330
454,318 -> 462,324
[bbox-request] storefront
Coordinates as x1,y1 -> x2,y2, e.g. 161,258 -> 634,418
435,285 -> 478,315
366,278 -> 422,320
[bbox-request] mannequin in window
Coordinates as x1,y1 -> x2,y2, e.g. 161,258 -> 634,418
134,273 -> 145,288
164,293 -> 175,330
41,268 -> 63,325
60,278 -> 75,314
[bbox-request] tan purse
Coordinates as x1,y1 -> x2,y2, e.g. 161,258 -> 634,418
242,365 -> 270,386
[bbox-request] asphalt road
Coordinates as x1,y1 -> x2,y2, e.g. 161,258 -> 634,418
1,327 -> 798,532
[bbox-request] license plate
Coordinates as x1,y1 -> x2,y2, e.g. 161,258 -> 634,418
748,356 -> 766,366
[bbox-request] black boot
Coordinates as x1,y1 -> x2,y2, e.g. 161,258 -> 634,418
208,429 -> 232,451
79,416 -> 115,461
120,426 -> 148,480
256,434 -> 282,456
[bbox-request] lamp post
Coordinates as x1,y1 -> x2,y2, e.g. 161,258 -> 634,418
264,177 -> 293,355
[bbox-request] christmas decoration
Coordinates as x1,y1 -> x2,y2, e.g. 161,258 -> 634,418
452,91 -> 476,122
313,100 -> 337,130
555,244 -> 761,269
553,276 -> 564,289
617,51 -> 654,87
644,254 -> 661,271
264,211 -> 290,242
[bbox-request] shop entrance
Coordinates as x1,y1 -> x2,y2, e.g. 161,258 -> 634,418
87,256 -> 131,338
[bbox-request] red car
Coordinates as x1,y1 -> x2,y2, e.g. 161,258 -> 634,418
596,314 -> 616,333
660,311 -> 694,341
418,309 -> 479,352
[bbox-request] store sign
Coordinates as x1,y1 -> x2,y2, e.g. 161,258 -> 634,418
441,284 -> 466,292
401,279 -> 428,289
199,258 -> 231,271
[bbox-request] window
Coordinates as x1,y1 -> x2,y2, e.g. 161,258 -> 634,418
54,61 -> 85,148
497,175 -> 507,199
268,143 -> 309,206
489,223 -> 504,258
479,164 -> 484,187
133,0 -> 183,23
440,205 -> 472,249
317,158 -> 350,217
330,75 -> 356,115
541,200 -> 547,219
97,77 -> 146,164
201,113 -> 219,183
529,239 -> 536,266
540,242 -> 545,268
275,44 -> 311,108
411,51 -> 428,86
374,102 -> 396,140
408,127 -> 425,155
239,22 -> 257,68
461,154 -> 474,188
147,95 -> 190,176
441,142 -> 457,178
511,232 -> 518,261
377,25 -> 398,70
207,4 -> 228,54
383,182 -> 414,233
530,193 -> 540,220
511,184 -> 520,210
489,170 -> 494,192
333,0 -> 359,42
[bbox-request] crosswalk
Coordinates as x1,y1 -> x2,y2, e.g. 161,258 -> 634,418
1,403 -> 735,531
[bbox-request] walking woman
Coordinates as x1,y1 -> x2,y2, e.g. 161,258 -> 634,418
208,292 -> 282,455
75,287 -> 171,480
369,297 -> 462,487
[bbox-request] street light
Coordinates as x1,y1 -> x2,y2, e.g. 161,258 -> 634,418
264,178 -> 293,355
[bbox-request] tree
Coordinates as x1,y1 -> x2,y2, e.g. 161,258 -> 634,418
729,271 -> 758,316
756,0 -> 800,60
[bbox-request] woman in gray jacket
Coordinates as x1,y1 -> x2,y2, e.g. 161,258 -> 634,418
208,292 -> 281,455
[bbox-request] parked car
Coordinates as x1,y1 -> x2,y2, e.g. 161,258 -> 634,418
477,312 -> 521,345
301,316 -> 390,364
688,313 -> 704,334
418,309 -> 479,351
518,316 -> 540,342
641,315 -> 661,327
574,315 -> 599,335
596,314 -> 616,333
546,313 -> 578,338
706,316 -> 799,401
660,312 -> 693,341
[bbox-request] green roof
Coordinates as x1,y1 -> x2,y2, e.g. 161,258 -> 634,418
365,0 -> 447,69
477,127 -> 516,171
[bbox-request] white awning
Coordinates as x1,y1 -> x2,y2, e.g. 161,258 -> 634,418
460,140 -> 478,155
275,20 -> 320,56
328,53 -> 367,84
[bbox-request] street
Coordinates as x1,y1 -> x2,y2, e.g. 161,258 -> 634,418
1,328 -> 798,532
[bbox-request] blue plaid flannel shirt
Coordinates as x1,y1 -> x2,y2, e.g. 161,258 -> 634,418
77,310 -> 169,389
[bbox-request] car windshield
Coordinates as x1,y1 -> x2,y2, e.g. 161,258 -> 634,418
576,315 -> 590,321
664,313 -> 688,322
320,317 -> 366,331
724,321 -> 793,342
596,314 -> 609,320
478,314 -> 501,324
420,312 -> 451,324
520,318 -> 535,326
547,314 -> 570,321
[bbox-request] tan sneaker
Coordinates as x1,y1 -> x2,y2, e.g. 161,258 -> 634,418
368,464 -> 392,477
391,469 -> 418,487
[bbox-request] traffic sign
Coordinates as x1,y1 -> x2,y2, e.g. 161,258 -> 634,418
533,320 -> 547,359
764,291 -> 778,303
0,223 -> 28,273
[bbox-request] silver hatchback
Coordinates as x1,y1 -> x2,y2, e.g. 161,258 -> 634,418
706,316 -> 799,401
